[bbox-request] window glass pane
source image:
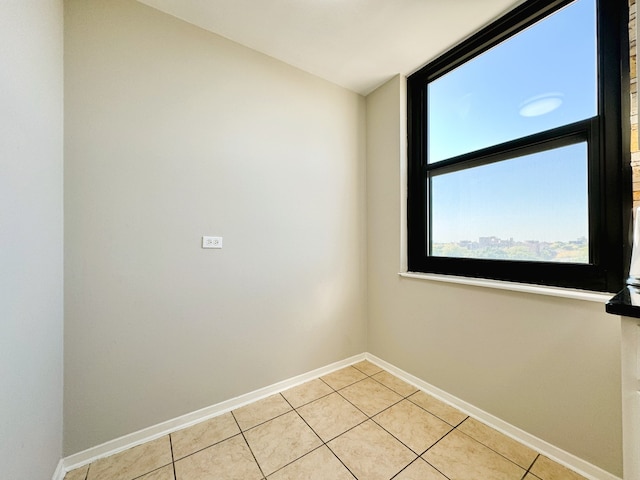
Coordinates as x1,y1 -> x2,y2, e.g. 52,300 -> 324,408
430,143 -> 589,263
427,0 -> 596,163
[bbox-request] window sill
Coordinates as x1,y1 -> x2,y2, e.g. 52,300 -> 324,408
399,272 -> 613,303
606,286 -> 640,318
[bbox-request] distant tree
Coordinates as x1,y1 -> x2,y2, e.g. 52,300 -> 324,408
433,243 -> 473,258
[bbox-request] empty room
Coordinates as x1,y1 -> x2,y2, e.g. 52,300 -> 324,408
3,0 -> 639,479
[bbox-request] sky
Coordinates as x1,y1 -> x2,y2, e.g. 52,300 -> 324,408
427,0 -> 596,244
431,143 -> 588,243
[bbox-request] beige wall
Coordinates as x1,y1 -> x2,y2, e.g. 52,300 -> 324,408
64,0 -> 367,455
0,1 -> 64,478
366,76 -> 623,476
63,1 -> 626,474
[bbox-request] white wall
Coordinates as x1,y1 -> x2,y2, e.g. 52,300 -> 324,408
366,76 -> 623,476
64,0 -> 367,455
0,1 -> 64,478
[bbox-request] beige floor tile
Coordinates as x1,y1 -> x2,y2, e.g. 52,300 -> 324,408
244,410 -> 322,476
352,360 -> 383,376
374,399 -> 452,454
408,391 -> 467,426
423,430 -> 525,480
523,474 -> 542,480
394,458 -> 448,480
530,455 -> 588,480
174,434 -> 262,480
297,392 -> 367,441
457,417 -> 537,469
171,412 -> 241,460
64,465 -> 89,480
321,366 -> 367,390
267,445 -> 355,480
372,371 -> 418,397
281,378 -> 334,408
86,436 -> 172,480
339,377 -> 403,417
233,394 -> 291,431
328,420 -> 416,480
138,465 -> 175,480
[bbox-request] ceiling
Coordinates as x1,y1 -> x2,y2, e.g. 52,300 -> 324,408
137,0 -> 524,95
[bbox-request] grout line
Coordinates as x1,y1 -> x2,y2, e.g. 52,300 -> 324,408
86,366 -> 533,480
238,390 -> 353,477
421,426 -> 456,455
285,390 -> 358,445
168,416 -> 245,463
368,375 -> 419,399
350,362 -> 384,377
234,393 -> 295,433
231,411 -> 266,479
278,386 -> 361,478
125,364 -> 556,480
331,372 -> 406,419
454,416 -> 469,428
286,374 -> 372,445
369,415 -> 422,458
333,385 -> 376,418
281,394 -> 325,448
240,390 -> 342,478
521,454 -> 542,479
264,444 -> 327,478
405,393 -> 467,428
59,355 -> 616,480
168,434 -> 177,480
449,424 -> 534,476
452,420 -> 536,473
324,442 -> 359,479
63,355 -> 367,473
411,427 -> 453,458
325,416 -> 371,443
423,458 -> 453,480
366,355 -> 612,480
314,370 -> 432,480
368,396 -> 405,417
130,464 -> 174,480
281,380 -> 336,409
301,376 -> 422,478
390,457 -> 449,480
317,376 -> 335,391
323,375 -> 368,392
389,459 -> 417,480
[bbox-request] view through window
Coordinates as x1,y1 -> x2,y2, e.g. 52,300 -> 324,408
428,0 -> 594,263
407,0 -> 628,291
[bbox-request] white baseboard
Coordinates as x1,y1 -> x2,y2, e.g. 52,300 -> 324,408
364,353 -> 622,480
60,352 -> 365,474
51,459 -> 65,480
58,351 -> 621,480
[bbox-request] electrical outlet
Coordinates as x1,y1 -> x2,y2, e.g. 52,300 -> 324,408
202,236 -> 223,249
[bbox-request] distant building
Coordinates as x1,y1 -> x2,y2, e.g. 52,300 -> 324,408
478,236 -> 514,247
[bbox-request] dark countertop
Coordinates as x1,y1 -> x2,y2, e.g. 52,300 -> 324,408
606,285 -> 640,318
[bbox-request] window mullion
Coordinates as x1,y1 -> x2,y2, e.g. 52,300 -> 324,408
408,0 -> 627,292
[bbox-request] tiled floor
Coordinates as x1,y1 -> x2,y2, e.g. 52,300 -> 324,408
64,361 -> 588,480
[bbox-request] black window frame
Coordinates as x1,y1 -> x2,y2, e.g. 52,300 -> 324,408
407,0 -> 630,292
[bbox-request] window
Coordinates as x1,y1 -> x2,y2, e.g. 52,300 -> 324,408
407,0 -> 629,292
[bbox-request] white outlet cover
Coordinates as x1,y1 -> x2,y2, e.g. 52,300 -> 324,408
202,236 -> 223,249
